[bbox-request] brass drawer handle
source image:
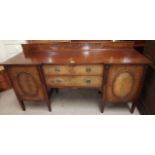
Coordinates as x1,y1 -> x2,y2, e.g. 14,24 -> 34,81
86,67 -> 92,73
55,79 -> 64,83
85,79 -> 91,84
54,67 -> 61,73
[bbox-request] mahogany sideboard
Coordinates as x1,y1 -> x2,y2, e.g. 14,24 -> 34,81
1,42 -> 151,113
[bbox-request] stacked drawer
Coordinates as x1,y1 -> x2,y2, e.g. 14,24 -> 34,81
43,65 -> 104,88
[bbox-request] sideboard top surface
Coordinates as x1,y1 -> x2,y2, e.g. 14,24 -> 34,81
2,48 -> 152,65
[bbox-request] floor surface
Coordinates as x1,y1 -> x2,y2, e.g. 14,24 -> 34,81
0,89 -> 139,115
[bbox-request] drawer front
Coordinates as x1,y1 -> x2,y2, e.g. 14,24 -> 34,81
43,65 -> 103,75
43,65 -> 71,75
73,65 -> 103,75
72,76 -> 102,87
46,76 -> 102,88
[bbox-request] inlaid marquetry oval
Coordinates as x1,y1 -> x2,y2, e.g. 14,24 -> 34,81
17,72 -> 39,97
113,72 -> 134,98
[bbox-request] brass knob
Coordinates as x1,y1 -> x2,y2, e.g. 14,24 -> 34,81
56,79 -> 63,83
55,67 -> 61,72
85,79 -> 91,84
86,67 -> 91,73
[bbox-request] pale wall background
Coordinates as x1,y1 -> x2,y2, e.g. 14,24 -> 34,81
0,40 -> 27,62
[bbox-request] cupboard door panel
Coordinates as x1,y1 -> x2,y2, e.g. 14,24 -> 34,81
7,66 -> 45,101
104,65 -> 144,103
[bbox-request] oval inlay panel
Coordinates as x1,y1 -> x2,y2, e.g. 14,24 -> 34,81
113,72 -> 134,98
17,72 -> 39,97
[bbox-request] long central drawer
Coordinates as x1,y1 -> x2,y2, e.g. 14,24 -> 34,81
43,65 -> 104,76
45,76 -> 103,88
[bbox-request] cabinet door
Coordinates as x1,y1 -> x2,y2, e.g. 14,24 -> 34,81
7,66 -> 46,101
103,65 -> 144,103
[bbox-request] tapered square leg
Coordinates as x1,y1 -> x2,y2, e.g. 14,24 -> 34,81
130,102 -> 136,114
47,100 -> 52,112
55,88 -> 59,94
19,100 -> 26,111
101,102 -> 105,113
